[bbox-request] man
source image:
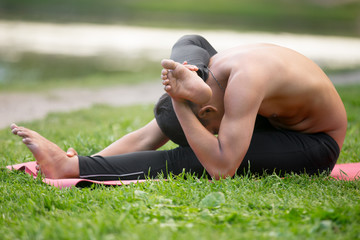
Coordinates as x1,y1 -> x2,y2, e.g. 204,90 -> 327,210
11,35 -> 347,180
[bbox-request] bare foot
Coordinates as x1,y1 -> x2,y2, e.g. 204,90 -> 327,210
161,59 -> 212,105
10,123 -> 79,179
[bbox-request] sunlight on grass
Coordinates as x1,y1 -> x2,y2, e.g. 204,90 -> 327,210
0,85 -> 359,239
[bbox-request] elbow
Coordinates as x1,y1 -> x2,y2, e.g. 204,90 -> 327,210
209,165 -> 237,180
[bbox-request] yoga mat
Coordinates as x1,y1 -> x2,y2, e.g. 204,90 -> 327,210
330,162 -> 360,181
6,161 -> 149,189
6,161 -> 360,189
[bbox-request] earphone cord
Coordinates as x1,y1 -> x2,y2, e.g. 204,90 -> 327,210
208,68 -> 225,92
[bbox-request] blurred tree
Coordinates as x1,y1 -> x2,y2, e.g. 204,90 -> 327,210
0,0 -> 359,36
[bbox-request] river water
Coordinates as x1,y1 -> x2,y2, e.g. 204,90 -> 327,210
0,21 -> 359,128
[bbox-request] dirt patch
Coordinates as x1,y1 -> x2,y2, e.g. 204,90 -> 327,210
0,82 -> 163,128
1,21 -> 360,129
1,70 -> 359,129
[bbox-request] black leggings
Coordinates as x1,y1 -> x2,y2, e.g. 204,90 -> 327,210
79,115 -> 340,180
170,34 -> 217,81
78,35 -> 340,180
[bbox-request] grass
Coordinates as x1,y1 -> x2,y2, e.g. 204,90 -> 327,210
1,171 -> 359,239
1,52 -> 359,93
1,0 -> 359,36
0,85 -> 360,239
0,53 -> 161,92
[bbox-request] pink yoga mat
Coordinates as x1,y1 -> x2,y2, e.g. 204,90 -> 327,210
6,161 -> 360,189
6,161 -> 149,189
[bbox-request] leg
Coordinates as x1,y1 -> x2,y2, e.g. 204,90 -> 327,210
11,124 -> 79,179
10,123 -> 205,180
154,93 -> 189,147
161,59 -> 212,105
79,126 -> 340,180
155,35 -> 218,145
78,147 -> 208,181
238,118 -> 340,176
170,35 -> 217,81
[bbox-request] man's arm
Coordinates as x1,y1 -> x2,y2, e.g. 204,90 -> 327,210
173,72 -> 264,179
67,119 -> 169,157
95,119 -> 169,156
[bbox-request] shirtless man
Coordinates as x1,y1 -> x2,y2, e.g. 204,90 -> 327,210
11,35 -> 347,180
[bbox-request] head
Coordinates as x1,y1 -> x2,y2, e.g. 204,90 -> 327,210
154,93 -> 189,146
154,93 -> 222,146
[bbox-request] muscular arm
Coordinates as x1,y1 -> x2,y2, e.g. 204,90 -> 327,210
94,119 -> 169,157
173,72 -> 264,179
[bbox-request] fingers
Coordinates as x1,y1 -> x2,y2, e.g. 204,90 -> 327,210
66,147 -> 78,157
185,66 -> 198,71
183,64 -> 198,71
35,164 -> 41,175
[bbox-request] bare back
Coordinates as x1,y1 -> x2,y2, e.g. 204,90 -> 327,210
209,44 -> 347,149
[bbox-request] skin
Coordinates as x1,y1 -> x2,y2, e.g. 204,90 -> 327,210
10,120 -> 168,178
10,123 -> 80,179
11,44 -> 347,180
161,43 -> 347,179
9,63 -> 199,178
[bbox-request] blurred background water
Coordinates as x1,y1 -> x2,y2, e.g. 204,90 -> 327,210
0,0 -> 359,91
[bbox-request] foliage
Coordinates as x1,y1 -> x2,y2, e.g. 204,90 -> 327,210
0,85 -> 359,239
0,0 -> 359,36
0,54 -> 160,92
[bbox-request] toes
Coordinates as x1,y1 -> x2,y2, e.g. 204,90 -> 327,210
17,131 -> 27,138
12,126 -> 33,138
161,69 -> 168,75
16,128 -> 32,138
12,128 -> 25,136
161,69 -> 169,80
11,124 -> 20,135
161,59 -> 177,70
162,79 -> 170,85
22,137 -> 31,144
11,128 -> 19,135
164,85 -> 172,92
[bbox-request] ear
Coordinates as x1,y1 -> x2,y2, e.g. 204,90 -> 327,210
198,105 -> 218,119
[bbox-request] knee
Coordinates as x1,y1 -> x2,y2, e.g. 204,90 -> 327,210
176,34 -> 206,46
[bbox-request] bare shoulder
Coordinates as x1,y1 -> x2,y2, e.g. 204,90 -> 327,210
212,43 -> 347,149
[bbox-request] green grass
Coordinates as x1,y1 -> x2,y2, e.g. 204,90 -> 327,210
0,85 -> 360,239
1,0 -> 359,36
0,54 -> 161,92
1,171 -> 359,239
1,52 -> 359,93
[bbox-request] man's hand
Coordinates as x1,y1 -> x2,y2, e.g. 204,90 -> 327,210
161,59 -> 212,105
66,147 -> 78,157
182,61 -> 199,72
